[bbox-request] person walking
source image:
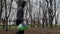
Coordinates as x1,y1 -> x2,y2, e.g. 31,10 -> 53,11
16,0 -> 26,34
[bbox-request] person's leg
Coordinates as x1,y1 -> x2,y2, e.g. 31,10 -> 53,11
20,30 -> 24,34
22,31 -> 24,34
16,30 -> 20,34
16,30 -> 24,34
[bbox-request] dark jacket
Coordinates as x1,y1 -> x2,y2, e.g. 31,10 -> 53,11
16,1 -> 26,26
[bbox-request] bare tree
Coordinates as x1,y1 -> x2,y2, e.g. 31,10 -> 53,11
25,0 -> 29,25
4,0 -> 13,31
47,0 -> 54,28
4,0 -> 8,31
42,9 -> 45,27
54,0 -> 57,27
45,0 -> 48,27
0,0 -> 3,22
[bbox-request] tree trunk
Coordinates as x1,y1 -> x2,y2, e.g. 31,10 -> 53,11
4,0 -> 8,31
0,0 -> 3,22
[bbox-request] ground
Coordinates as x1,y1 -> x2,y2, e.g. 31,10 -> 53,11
0,27 -> 60,34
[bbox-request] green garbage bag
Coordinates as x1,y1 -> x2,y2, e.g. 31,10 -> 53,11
17,24 -> 28,31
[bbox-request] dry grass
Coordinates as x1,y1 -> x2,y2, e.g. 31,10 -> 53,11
0,27 -> 60,34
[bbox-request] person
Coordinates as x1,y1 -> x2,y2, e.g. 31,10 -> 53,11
16,0 -> 26,34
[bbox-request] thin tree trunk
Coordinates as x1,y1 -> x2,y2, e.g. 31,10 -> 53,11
54,0 -> 57,27
46,0 -> 48,27
42,9 -> 44,27
26,0 -> 28,25
49,0 -> 53,28
8,0 -> 13,29
33,14 -> 35,27
0,0 -> 3,22
4,0 -> 8,31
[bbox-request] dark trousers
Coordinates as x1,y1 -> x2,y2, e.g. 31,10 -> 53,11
16,20 -> 24,34
16,30 -> 24,34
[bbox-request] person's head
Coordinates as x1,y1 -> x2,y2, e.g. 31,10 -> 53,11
20,1 -> 26,8
18,1 -> 26,8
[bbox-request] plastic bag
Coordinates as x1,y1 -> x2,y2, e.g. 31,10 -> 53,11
17,23 -> 28,31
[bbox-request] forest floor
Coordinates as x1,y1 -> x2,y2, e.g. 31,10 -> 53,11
0,26 -> 60,34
